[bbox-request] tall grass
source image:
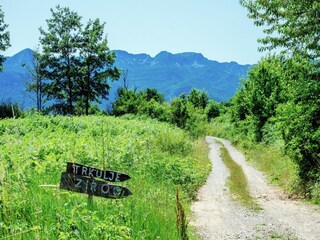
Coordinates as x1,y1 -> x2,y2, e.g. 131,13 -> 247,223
0,114 -> 210,239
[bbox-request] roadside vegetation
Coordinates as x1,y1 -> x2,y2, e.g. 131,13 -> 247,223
219,145 -> 260,210
0,115 -> 211,239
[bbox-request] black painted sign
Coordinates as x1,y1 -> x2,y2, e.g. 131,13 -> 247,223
60,172 -> 132,199
66,162 -> 130,182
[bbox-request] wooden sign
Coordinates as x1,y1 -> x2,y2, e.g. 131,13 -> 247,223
60,172 -> 132,199
66,162 -> 130,182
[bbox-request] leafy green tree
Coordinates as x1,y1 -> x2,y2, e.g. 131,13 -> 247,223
240,0 -> 320,59
24,49 -> 46,111
79,18 -> 120,115
39,5 -> 82,115
274,56 -> 320,183
143,88 -> 165,103
187,89 -> 209,109
206,100 -> 220,121
112,88 -> 142,116
171,95 -> 189,128
231,55 -> 288,142
0,6 -> 10,71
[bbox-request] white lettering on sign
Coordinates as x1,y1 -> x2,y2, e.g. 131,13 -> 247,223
109,172 -> 114,181
75,178 -> 82,188
101,183 -> 110,194
113,186 -> 121,196
91,181 -> 97,192
75,165 -> 81,174
115,173 -> 121,182
96,169 -> 102,178
89,168 -> 95,178
82,167 -> 88,176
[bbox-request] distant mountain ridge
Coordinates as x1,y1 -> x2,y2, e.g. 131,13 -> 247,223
0,48 -> 251,109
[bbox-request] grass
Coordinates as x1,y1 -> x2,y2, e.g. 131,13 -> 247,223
0,114 -> 211,239
209,114 -> 299,197
244,145 -> 299,193
219,145 -> 260,210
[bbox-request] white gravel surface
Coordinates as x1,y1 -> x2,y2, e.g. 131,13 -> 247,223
191,136 -> 320,240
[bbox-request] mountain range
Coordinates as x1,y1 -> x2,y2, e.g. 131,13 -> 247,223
0,48 -> 252,109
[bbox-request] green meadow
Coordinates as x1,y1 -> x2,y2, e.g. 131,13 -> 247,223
0,114 -> 210,239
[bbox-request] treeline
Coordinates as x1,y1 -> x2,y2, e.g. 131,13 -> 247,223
112,87 -> 220,137
227,54 -> 319,191
222,0 -> 320,197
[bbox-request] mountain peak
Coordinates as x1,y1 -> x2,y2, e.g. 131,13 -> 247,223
4,48 -> 34,73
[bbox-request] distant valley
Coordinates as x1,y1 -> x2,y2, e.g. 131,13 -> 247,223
0,48 -> 251,109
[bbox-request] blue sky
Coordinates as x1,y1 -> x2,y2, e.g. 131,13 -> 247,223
1,0 -> 266,64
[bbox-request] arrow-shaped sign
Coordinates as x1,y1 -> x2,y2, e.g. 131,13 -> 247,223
66,162 -> 131,182
60,172 -> 132,199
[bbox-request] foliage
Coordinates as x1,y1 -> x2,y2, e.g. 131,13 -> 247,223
0,6 -> 10,71
79,18 -> 121,115
38,5 -> 82,115
38,6 -> 120,115
0,101 -> 23,119
240,0 -> 320,59
0,115 -> 210,239
224,53 -> 320,198
170,94 -> 189,129
176,190 -> 188,240
112,88 -> 143,116
112,88 -> 220,138
231,55 -> 287,142
24,49 -> 46,112
112,87 -> 169,121
187,89 -> 209,110
205,100 -> 220,121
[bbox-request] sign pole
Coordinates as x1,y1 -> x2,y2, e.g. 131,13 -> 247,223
88,175 -> 94,205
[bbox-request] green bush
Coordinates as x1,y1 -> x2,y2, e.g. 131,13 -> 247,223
0,101 -> 23,119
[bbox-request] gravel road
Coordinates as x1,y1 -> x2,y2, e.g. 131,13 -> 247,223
191,136 -> 320,240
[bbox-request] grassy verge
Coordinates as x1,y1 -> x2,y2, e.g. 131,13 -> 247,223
210,115 -> 299,196
219,145 -> 260,210
0,115 -> 211,239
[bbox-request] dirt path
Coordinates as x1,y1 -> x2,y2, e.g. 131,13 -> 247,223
191,136 -> 320,240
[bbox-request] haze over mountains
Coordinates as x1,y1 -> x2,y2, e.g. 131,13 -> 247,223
0,48 -> 251,109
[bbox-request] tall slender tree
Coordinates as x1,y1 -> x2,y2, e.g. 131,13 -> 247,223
38,5 -> 82,115
0,6 -> 10,71
24,49 -> 46,111
79,19 -> 120,115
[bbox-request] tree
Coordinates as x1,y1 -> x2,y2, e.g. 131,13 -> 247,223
240,0 -> 320,59
38,5 -> 82,115
0,6 -> 10,71
231,55 -> 288,142
24,49 -> 46,111
79,18 -> 120,115
112,88 -> 142,116
143,88 -> 164,103
206,100 -> 220,121
187,89 -> 209,109
171,95 -> 189,128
